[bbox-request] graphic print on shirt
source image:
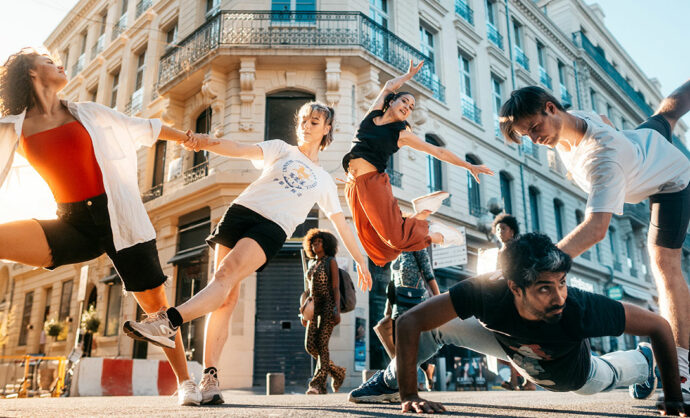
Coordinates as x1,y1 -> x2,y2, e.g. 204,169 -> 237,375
509,344 -> 556,386
273,159 -> 318,197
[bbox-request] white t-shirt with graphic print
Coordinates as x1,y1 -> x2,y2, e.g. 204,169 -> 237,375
233,139 -> 343,236
556,110 -> 690,215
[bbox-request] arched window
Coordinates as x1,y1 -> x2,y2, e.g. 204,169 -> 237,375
467,154 -> 482,216
553,199 -> 564,240
194,107 -> 212,167
266,90 -> 315,146
499,171 -> 513,214
426,135 -> 444,192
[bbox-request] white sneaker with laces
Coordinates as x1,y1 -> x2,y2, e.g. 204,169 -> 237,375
429,221 -> 465,247
412,191 -> 450,214
178,379 -> 202,406
122,309 -> 177,349
200,369 -> 225,405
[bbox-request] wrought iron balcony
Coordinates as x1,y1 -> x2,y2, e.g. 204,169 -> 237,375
515,47 -> 529,70
112,14 -> 127,40
124,88 -> 144,116
573,31 -> 653,116
455,0 -> 474,25
91,34 -> 105,60
469,201 -> 485,217
158,11 -> 445,102
142,184 -> 163,202
135,0 -> 152,19
71,54 -> 85,77
560,85 -> 572,106
461,96 -> 481,125
539,67 -> 552,89
385,168 -> 403,188
184,161 -> 209,185
486,23 -> 503,49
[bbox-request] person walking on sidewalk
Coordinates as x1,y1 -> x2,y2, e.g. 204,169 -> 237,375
349,233 -> 688,416
122,101 -> 372,405
302,229 -> 346,394
0,49 -> 201,405
342,60 -> 494,267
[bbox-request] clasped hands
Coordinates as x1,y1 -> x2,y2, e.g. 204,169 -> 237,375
182,129 -> 220,152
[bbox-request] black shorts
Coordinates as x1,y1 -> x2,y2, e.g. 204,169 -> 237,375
36,194 -> 167,292
206,204 -> 287,272
635,115 -> 690,248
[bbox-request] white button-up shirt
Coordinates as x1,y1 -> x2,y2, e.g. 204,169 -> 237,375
0,101 -> 162,251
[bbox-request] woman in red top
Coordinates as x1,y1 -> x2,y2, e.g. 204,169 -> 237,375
0,48 -> 202,405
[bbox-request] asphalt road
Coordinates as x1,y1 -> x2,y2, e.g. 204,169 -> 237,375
1,388 -> 664,417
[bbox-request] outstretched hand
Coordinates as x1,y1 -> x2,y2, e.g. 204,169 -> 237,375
182,130 -> 220,151
356,261 -> 372,292
406,60 -> 425,79
468,164 -> 495,183
401,396 -> 447,414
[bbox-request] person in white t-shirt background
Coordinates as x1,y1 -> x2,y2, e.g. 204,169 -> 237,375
123,101 -> 373,405
498,80 -> 690,399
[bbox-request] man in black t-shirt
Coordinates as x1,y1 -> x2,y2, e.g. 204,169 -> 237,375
349,233 -> 688,416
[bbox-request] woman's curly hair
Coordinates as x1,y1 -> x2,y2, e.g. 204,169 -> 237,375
0,48 -> 42,117
302,228 -> 338,259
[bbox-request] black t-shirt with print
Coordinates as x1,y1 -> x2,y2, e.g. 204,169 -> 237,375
342,109 -> 407,173
448,275 -> 626,392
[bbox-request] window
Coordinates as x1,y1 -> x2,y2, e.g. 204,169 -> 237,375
370,0 -> 388,26
486,0 -> 496,26
42,287 -> 52,324
609,227 -> 620,269
194,108 -> 212,166
485,0 -> 502,49
528,186 -> 541,232
607,104 -> 614,123
499,171 -> 513,214
206,0 -> 220,17
165,23 -> 178,49
18,292 -> 34,346
59,280 -> 73,321
558,61 -> 566,86
553,199 -> 564,240
419,26 -> 436,74
467,154 -> 482,216
537,42 -> 546,68
99,11 -> 108,35
134,50 -> 146,91
121,0 -> 129,16
89,87 -> 98,103
271,0 -> 316,22
62,48 -> 69,70
426,136 -> 443,192
459,54 -> 479,124
590,89 -> 598,112
152,140 -> 166,187
512,19 -> 523,49
110,70 -> 120,108
79,32 -> 87,55
104,272 -> 122,336
625,235 -> 636,275
491,75 -> 503,136
513,20 -> 528,70
265,90 -> 314,146
368,0 -> 389,59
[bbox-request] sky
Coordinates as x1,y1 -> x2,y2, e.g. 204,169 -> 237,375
0,0 -> 687,115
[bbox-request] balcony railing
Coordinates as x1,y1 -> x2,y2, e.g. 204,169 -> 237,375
455,0 -> 474,25
142,184 -> 163,202
560,85 -> 572,106
515,47 -> 529,70
539,67 -> 552,89
184,161 -> 209,185
461,96 -> 481,125
91,34 -> 105,60
125,88 -> 144,116
573,31 -> 653,116
135,0 -> 152,19
71,54 -> 85,77
158,11 -> 445,101
385,168 -> 403,188
486,23 -> 503,49
469,201 -> 486,217
112,14 -> 127,41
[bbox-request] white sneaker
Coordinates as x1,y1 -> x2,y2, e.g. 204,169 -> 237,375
429,221 -> 465,247
178,379 -> 202,406
200,369 -> 224,405
122,309 -> 177,349
412,191 -> 450,214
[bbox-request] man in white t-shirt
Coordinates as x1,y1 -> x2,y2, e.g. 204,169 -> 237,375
498,80 -> 690,399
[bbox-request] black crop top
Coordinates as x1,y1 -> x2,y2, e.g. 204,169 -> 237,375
342,109 -> 408,173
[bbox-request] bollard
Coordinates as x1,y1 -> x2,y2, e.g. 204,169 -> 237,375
362,369 -> 377,383
266,373 -> 285,395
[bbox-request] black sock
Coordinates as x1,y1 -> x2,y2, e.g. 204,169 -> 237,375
204,367 -> 217,376
166,307 -> 183,328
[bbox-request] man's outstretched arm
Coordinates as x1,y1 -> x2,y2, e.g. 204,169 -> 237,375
622,303 -> 687,416
557,212 -> 612,257
396,293 -> 458,414
656,78 -> 690,132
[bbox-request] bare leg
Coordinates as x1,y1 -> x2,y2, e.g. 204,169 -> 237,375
132,286 -> 190,384
176,238 -> 265,324
202,244 -> 242,369
648,243 -> 690,350
0,220 -> 53,267
655,78 -> 690,132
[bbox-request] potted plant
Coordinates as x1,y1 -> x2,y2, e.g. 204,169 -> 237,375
80,305 -> 101,334
44,318 -> 64,341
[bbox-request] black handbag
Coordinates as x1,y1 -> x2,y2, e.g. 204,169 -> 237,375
394,286 -> 427,308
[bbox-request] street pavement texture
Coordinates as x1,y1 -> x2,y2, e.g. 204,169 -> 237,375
1,388 -> 662,417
